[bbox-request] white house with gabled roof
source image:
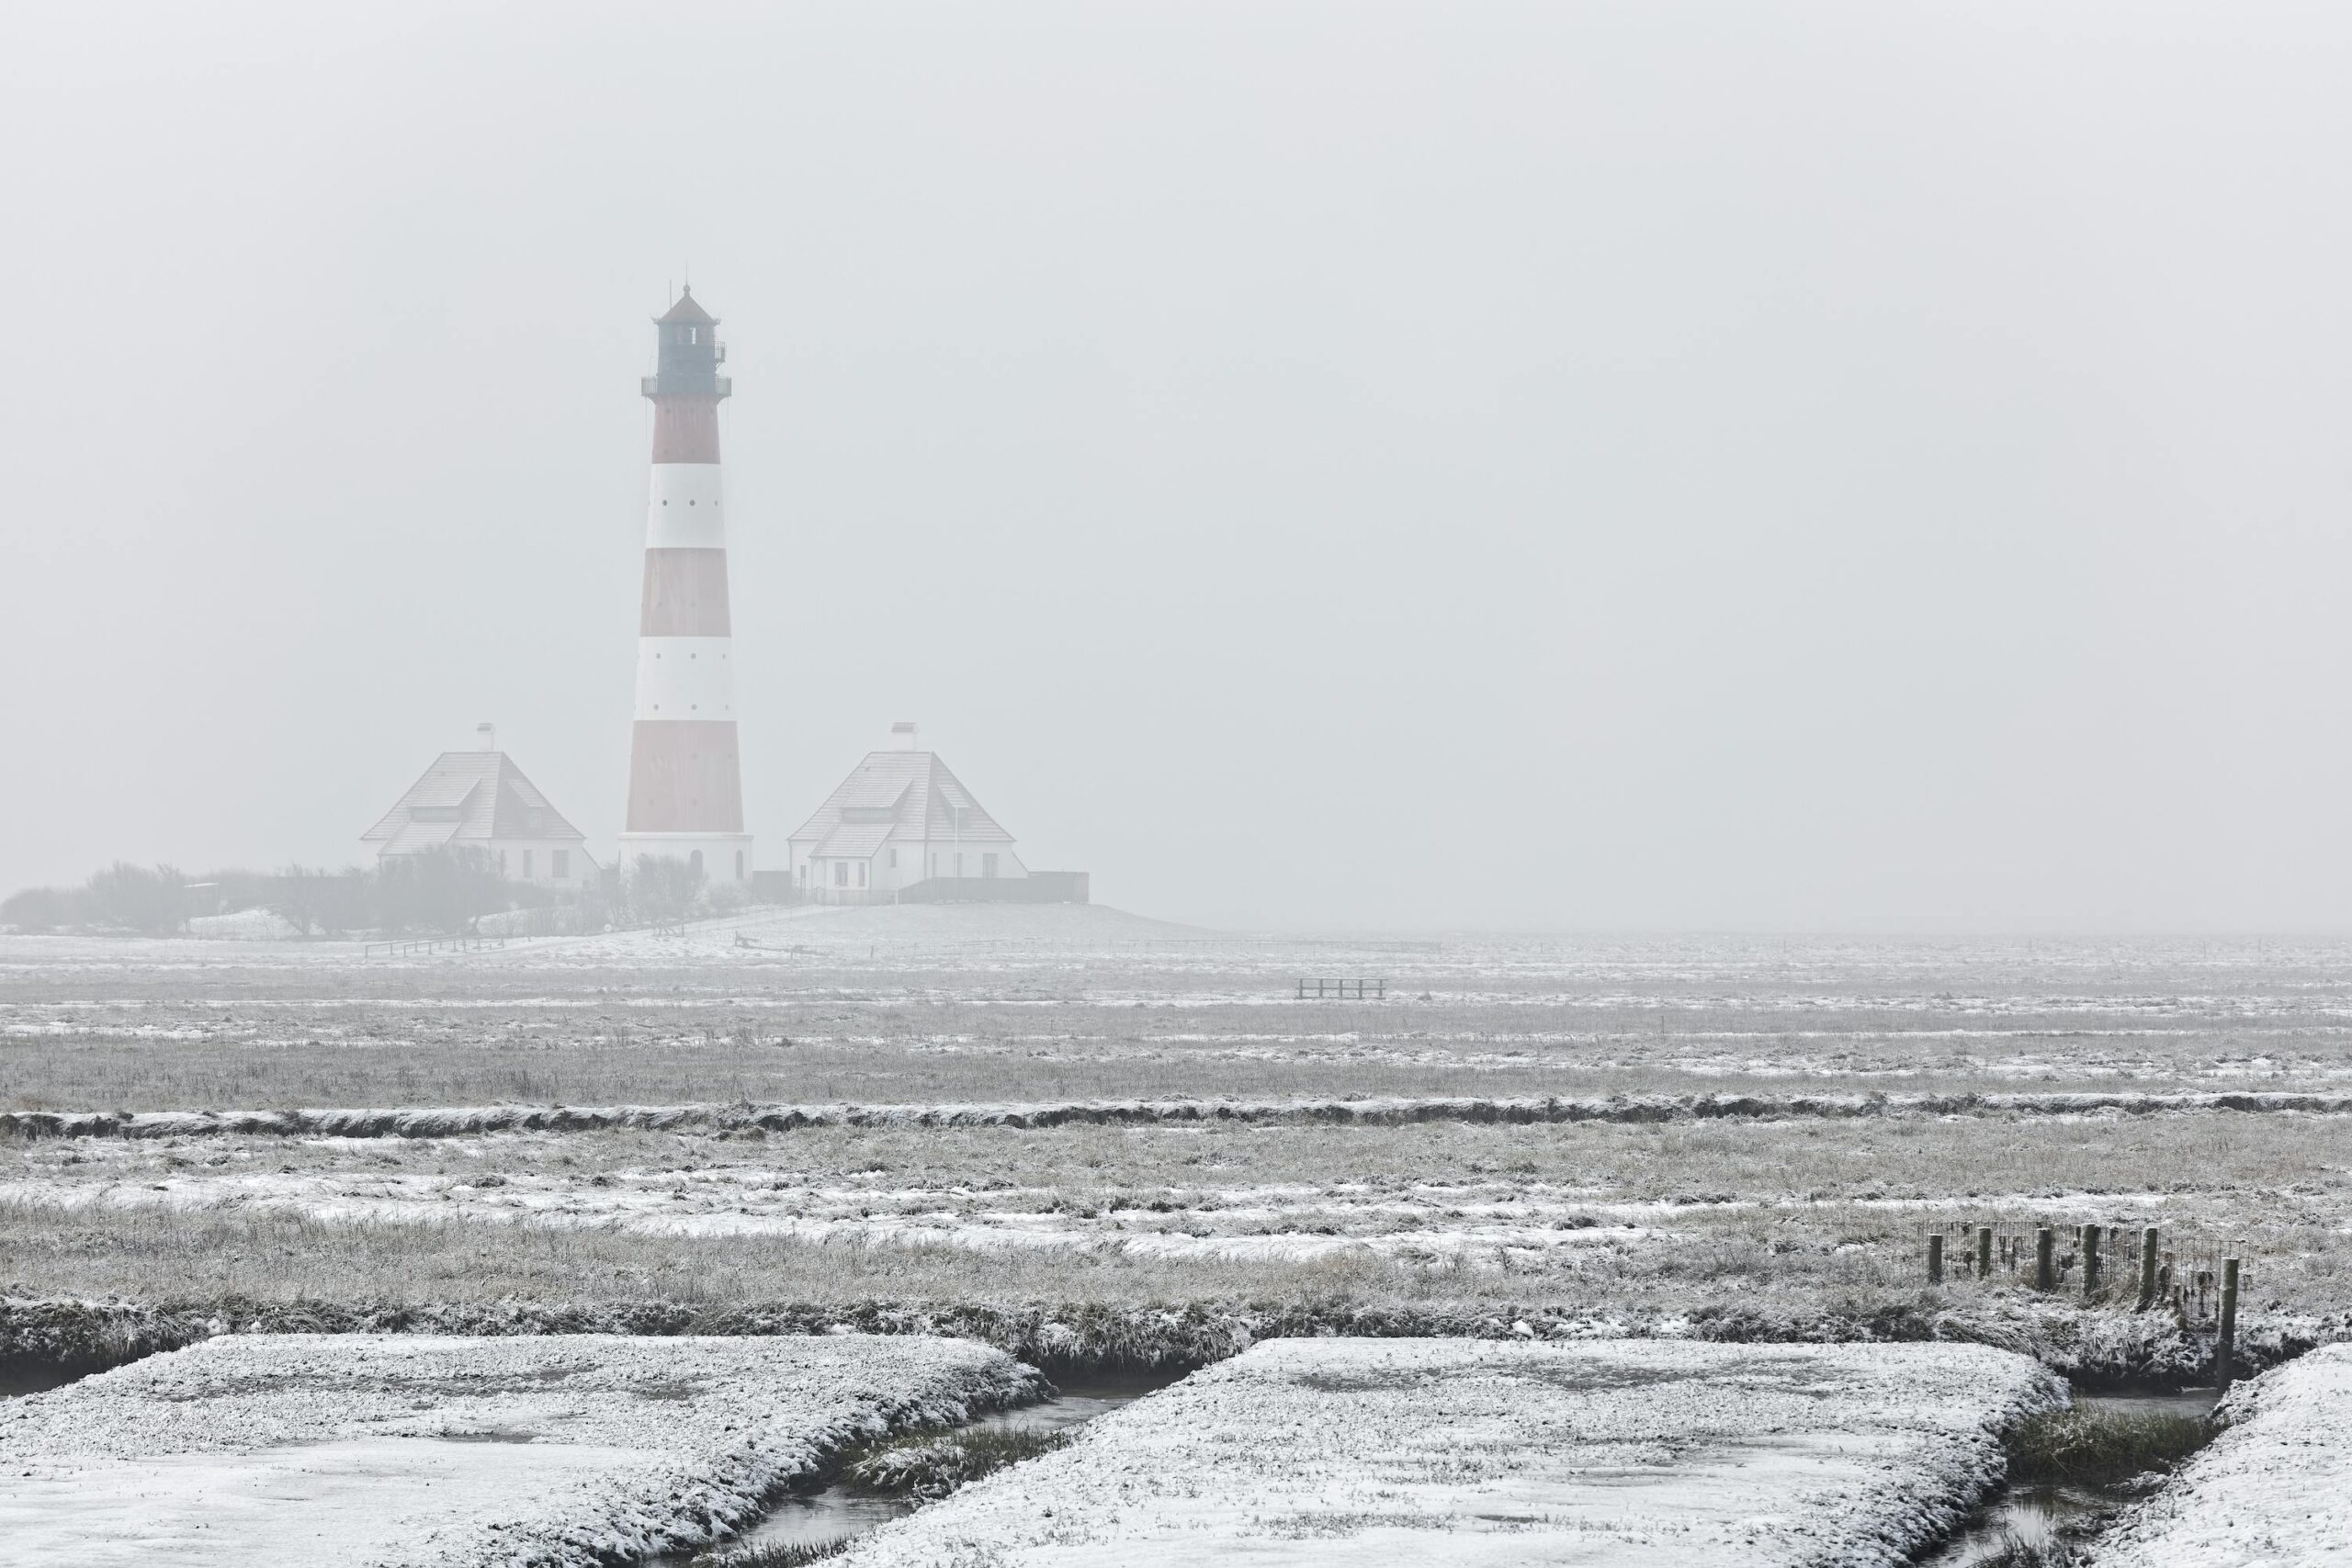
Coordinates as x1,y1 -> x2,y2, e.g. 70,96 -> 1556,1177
786,724 -> 1027,901
361,726 -> 598,887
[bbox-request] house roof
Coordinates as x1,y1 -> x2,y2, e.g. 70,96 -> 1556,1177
789,750 -> 1015,859
656,287 -> 716,325
362,750 -> 589,850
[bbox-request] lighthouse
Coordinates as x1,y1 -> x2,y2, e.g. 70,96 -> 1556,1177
616,287 -> 753,884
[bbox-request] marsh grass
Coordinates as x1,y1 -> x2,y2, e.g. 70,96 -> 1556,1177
681,1541 -> 846,1568
12,928 -> 2352,1113
843,1427 -> 1070,1497
2009,1404 -> 2211,1485
1973,1529 -> 2077,1567
6,1100 -> 2347,1324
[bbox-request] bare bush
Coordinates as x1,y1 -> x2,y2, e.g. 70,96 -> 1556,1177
0,885 -> 85,931
626,854 -> 706,925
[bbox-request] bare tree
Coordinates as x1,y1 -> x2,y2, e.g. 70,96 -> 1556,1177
375,847 -> 506,935
86,863 -> 189,934
272,865 -> 375,937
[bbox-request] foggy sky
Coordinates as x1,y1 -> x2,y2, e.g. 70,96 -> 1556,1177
5,3 -> 2350,931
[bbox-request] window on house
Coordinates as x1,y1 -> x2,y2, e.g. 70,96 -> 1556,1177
522,849 -> 535,879
856,862 -> 868,888
797,864 -> 807,886
553,849 -> 570,879
833,861 -> 848,886
982,853 -> 999,879
888,848 -> 898,869
498,850 -> 508,874
734,851 -> 744,880
689,849 -> 703,877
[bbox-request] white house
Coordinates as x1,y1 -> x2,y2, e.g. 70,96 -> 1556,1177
786,725 -> 1027,902
361,727 -> 598,887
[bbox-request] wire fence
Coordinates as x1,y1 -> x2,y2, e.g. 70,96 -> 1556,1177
1917,1216 -> 2244,1323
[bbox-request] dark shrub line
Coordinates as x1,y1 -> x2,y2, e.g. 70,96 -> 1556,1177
11,1089 -> 2352,1144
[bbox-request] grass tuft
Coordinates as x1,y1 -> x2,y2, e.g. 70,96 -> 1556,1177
683,1541 -> 847,1568
844,1426 -> 1071,1498
2009,1404 -> 2211,1485
1973,1529 -> 2076,1567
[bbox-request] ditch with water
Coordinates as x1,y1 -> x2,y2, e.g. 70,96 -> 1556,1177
1917,1389 -> 2221,1567
645,1368 -> 1185,1565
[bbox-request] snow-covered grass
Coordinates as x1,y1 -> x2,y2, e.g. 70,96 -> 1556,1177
5,1112 -> 2338,1323
0,1332 -> 1044,1567
14,931 -> 2352,1115
2086,1344 -> 2352,1566
3,932 -> 2346,1388
832,1338 -> 2064,1566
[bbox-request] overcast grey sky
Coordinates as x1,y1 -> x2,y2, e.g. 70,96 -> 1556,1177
3,3 -> 2349,931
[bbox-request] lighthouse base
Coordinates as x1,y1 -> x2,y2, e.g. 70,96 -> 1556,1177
616,832 -> 754,886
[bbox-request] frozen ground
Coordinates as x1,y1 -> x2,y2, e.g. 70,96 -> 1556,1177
0,1332 -> 1042,1567
2,924 -> 2345,1378
834,1337 -> 2064,1566
2086,1344 -> 2352,1567
11,919 -> 2352,1111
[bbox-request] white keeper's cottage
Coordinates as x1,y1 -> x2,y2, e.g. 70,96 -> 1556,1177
362,726 -> 598,887
787,724 -> 1059,902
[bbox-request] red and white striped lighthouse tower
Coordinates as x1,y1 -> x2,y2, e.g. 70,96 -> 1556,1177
616,287 -> 753,884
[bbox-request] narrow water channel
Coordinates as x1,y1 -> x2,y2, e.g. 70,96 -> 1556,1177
648,1368 -> 1185,1564
0,1364 -> 87,1400
1917,1389 -> 2220,1567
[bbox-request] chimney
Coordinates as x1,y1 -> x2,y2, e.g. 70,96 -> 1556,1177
475,722 -> 497,752
890,721 -> 919,750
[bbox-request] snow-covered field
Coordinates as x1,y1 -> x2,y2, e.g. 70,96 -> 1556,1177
12,916 -> 2352,1111
0,1332 -> 1042,1567
2086,1345 -> 2352,1567
834,1337 -> 2064,1567
2,920 -> 2345,1377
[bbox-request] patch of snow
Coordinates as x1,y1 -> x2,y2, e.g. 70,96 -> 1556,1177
835,1337 -> 2063,1566
0,1332 -> 1043,1567
187,910 -> 301,942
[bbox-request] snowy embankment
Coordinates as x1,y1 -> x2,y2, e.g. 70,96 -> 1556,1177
1,1288 -> 2277,1388
0,1332 -> 1043,1568
836,1338 -> 2061,1567
10,1087 -> 2348,1141
2087,1344 -> 2352,1567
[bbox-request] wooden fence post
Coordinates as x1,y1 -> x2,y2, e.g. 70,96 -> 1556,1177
1976,1225 -> 1994,1280
1928,1233 -> 1944,1285
2083,1223 -> 2102,1298
2215,1258 -> 2240,1386
2035,1227 -> 2055,1292
2138,1227 -> 2160,1312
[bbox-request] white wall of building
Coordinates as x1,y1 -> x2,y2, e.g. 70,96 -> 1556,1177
786,838 -> 1028,899
375,839 -> 598,887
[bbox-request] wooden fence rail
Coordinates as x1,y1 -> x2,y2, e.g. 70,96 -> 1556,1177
1295,978 -> 1386,1000
361,936 -> 510,958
